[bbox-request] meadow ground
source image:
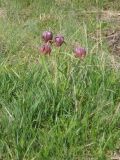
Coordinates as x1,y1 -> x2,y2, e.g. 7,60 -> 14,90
0,0 -> 120,159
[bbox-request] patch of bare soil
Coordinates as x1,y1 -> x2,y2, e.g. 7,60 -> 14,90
101,11 -> 120,56
110,149 -> 120,160
89,10 -> 120,56
89,28 -> 120,56
99,10 -> 120,23
105,29 -> 120,56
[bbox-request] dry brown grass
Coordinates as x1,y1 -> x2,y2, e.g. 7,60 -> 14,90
0,8 -> 6,18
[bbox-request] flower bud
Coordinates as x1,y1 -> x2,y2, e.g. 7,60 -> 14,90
54,35 -> 64,47
73,47 -> 86,58
42,31 -> 53,43
39,44 -> 51,55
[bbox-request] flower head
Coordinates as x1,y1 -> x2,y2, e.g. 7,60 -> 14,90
73,47 -> 86,58
42,31 -> 53,43
39,44 -> 51,55
54,35 -> 64,47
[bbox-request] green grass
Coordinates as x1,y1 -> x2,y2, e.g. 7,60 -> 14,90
0,0 -> 120,159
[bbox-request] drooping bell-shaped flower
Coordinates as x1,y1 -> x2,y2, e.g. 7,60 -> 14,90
42,31 -> 53,43
39,44 -> 51,55
73,47 -> 86,58
54,35 -> 64,47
